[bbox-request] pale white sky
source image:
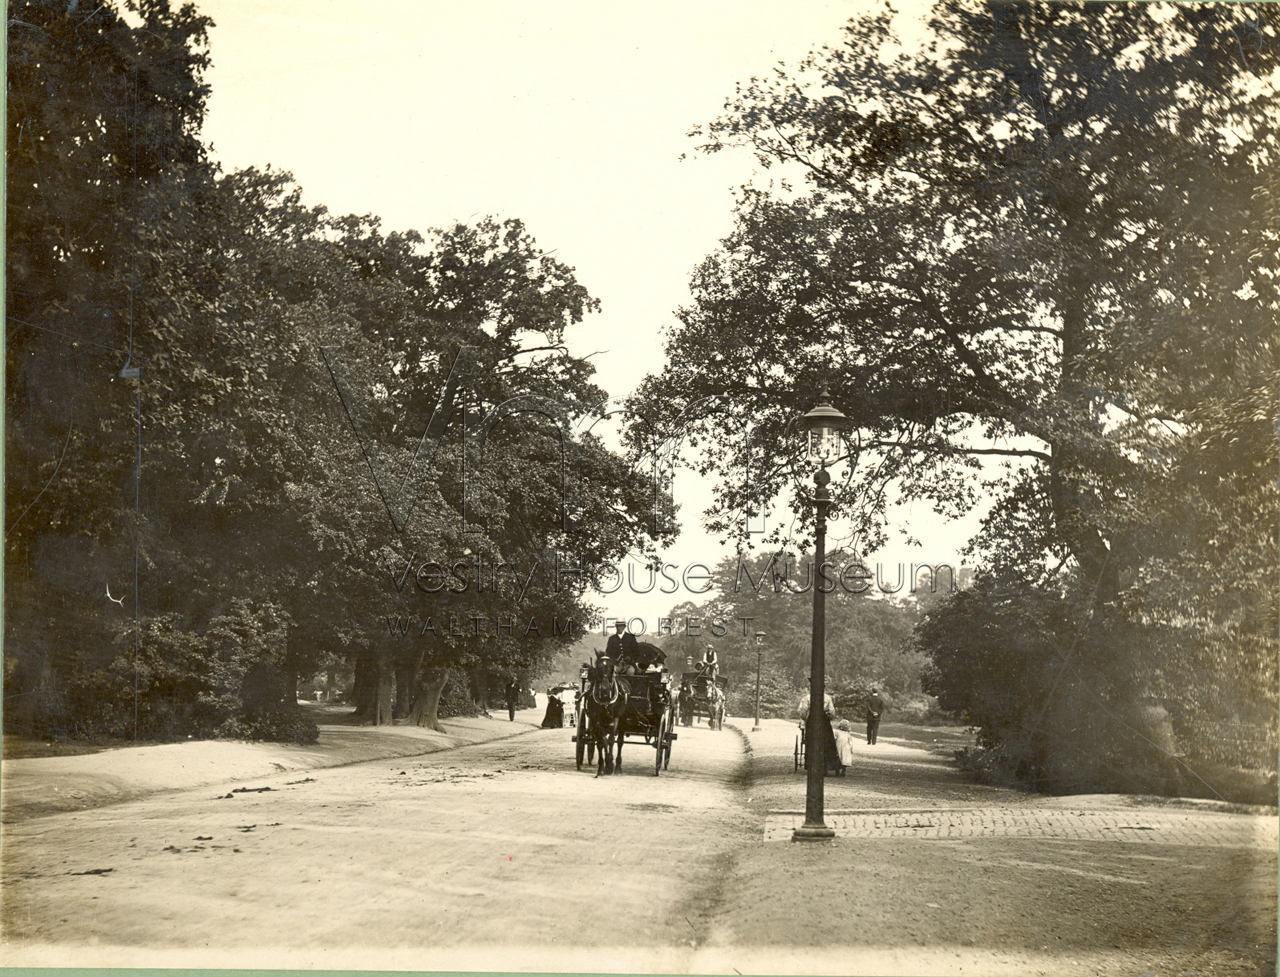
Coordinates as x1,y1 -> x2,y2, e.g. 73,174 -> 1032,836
198,0 -> 981,629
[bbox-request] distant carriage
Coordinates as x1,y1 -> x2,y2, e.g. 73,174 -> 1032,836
679,671 -> 727,730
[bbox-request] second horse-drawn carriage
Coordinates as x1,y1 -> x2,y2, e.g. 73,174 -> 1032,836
572,643 -> 677,776
678,670 -> 727,730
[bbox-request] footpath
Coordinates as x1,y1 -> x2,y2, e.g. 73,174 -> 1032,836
691,718 -> 1278,977
1,703 -> 544,823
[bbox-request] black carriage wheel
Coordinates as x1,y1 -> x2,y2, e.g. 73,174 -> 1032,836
654,709 -> 668,776
663,708 -> 674,769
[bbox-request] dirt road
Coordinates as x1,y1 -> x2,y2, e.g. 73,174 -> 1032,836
3,721 -> 751,971
2,716 -> 1274,975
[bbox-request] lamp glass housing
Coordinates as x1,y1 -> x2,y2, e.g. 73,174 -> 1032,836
806,426 -> 843,467
799,389 -> 850,469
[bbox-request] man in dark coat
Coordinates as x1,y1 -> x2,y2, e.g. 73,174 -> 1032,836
866,687 -> 884,745
604,619 -> 639,671
698,644 -> 719,683
505,676 -> 519,721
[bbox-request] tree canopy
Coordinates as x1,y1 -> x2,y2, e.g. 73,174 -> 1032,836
654,552 -> 928,720
632,1 -> 1278,791
5,0 -> 653,739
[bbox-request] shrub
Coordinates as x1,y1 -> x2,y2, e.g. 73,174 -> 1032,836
219,706 -> 319,744
437,670 -> 482,719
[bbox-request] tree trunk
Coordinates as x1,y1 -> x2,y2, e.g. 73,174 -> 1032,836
393,662 -> 414,719
408,669 -> 449,731
325,669 -> 336,703
352,656 -> 375,718
1051,264 -> 1127,603
372,653 -> 394,726
472,669 -> 490,714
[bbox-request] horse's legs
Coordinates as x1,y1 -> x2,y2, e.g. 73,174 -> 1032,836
594,713 -> 608,777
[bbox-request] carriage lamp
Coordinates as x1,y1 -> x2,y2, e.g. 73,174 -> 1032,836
794,386 -> 848,843
752,630 -> 766,733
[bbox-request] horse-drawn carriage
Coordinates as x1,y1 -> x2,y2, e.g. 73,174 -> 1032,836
678,671 -> 727,730
572,645 -> 678,776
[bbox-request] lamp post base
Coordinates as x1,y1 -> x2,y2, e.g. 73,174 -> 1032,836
751,725 -> 762,732
791,823 -> 836,842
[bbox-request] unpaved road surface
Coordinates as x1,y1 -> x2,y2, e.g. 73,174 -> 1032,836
2,717 -> 1275,975
0,710 -> 545,821
3,721 -> 751,971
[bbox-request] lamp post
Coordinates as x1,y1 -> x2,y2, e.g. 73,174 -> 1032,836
752,630 -> 766,732
793,385 -> 848,842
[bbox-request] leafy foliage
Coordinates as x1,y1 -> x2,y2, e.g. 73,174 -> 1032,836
5,0 -> 654,740
635,1 -> 1278,789
655,552 -> 928,722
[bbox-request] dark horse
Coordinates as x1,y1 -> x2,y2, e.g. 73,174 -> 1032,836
584,654 -> 630,776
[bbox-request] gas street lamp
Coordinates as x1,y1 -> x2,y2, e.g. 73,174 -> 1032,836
752,630 -> 766,732
793,385 -> 849,842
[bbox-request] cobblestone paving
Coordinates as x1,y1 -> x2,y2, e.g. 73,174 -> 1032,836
763,806 -> 1278,847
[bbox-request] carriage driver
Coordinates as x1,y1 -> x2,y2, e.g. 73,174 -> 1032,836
697,644 -> 719,683
604,617 -> 640,672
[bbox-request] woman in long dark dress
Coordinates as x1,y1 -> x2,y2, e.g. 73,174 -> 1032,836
540,691 -> 565,728
798,692 -> 843,775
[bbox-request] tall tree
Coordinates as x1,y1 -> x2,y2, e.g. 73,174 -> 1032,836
630,1 -> 1277,779
5,0 -> 216,735
5,1 -> 656,738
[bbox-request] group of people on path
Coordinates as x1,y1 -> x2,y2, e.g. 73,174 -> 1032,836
799,687 -> 885,774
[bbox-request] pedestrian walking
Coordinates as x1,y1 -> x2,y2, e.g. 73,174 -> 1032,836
505,676 -> 519,721
866,687 -> 884,745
